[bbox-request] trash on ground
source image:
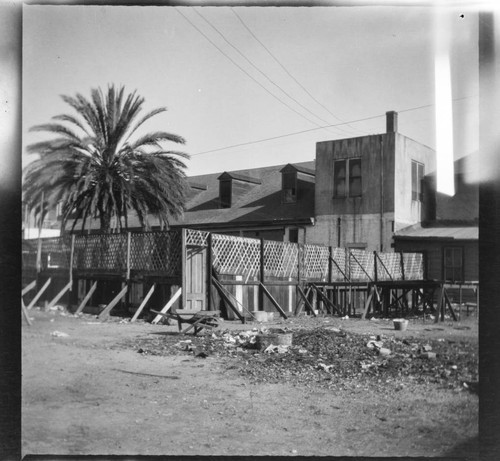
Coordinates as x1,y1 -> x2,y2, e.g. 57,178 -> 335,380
51,331 -> 69,338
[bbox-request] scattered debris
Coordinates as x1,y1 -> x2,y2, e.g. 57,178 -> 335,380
420,352 -> 437,360
50,331 -> 69,338
117,325 -> 477,391
378,348 -> 391,357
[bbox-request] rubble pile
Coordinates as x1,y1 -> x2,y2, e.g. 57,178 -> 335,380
120,326 -> 477,391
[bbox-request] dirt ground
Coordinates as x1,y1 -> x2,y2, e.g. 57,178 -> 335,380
22,307 -> 478,458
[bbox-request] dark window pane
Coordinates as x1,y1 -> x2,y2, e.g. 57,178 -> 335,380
335,178 -> 346,197
349,159 -> 362,197
220,180 -> 231,208
334,160 -> 346,197
282,172 -> 297,203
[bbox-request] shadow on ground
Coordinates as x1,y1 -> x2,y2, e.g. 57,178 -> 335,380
444,435 -> 479,460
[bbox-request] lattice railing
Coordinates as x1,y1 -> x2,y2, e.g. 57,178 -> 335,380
349,249 -> 375,281
22,229 -> 426,283
212,234 -> 260,278
73,233 -> 127,272
263,240 -> 298,279
302,244 -> 329,281
402,252 -> 424,280
376,252 -> 403,281
185,229 -> 209,247
130,230 -> 181,275
330,247 -> 348,281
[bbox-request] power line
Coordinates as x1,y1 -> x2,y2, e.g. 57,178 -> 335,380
192,8 -> 350,137
230,7 -> 364,136
175,7 -> 325,130
192,96 -> 475,157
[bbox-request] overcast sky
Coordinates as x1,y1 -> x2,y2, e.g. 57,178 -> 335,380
22,4 -> 479,177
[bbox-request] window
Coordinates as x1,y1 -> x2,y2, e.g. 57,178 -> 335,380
333,160 -> 346,197
349,158 -> 362,197
412,160 -> 424,201
334,158 -> 361,197
444,247 -> 463,282
219,179 -> 232,208
288,228 -> 299,243
282,171 -> 297,203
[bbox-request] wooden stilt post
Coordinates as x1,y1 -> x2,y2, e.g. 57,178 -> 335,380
207,233 -> 213,311
151,287 -> 182,324
75,281 -> 97,315
295,286 -> 313,316
434,284 -> 445,323
47,281 -> 73,309
22,299 -> 32,326
361,285 -> 374,319
131,283 -> 156,322
98,285 -> 128,319
259,238 -> 265,311
26,277 -> 52,310
125,232 -> 131,314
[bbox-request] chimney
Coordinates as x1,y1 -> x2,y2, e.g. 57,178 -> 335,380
386,111 -> 398,133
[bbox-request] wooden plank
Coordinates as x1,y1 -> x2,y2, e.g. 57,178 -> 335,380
22,299 -> 32,326
26,278 -> 52,310
212,277 -> 245,323
130,283 -> 156,322
98,285 -> 128,319
151,287 -> 182,324
443,289 -> 458,321
296,285 -> 316,317
75,281 -> 97,315
47,281 -> 73,309
312,283 -> 340,315
259,282 -> 288,319
434,285 -> 445,323
69,234 -> 75,284
361,286 -> 375,320
22,280 -> 36,296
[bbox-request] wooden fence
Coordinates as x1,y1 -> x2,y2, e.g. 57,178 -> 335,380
22,229 -> 425,317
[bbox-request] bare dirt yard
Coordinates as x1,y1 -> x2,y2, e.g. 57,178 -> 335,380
22,307 -> 478,458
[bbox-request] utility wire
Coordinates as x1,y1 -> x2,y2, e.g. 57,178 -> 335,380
192,96 -> 475,157
230,7 -> 364,136
193,8 -> 350,137
175,7 -> 326,129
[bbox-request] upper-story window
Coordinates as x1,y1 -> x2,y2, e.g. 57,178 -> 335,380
334,158 -> 361,197
219,179 -> 232,208
349,159 -> 362,197
282,171 -> 297,203
412,160 -> 424,201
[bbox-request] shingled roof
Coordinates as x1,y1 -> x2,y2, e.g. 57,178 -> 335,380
170,160 -> 316,228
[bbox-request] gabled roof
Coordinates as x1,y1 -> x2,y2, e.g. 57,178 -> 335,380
280,163 -> 315,176
217,172 -> 262,184
394,222 -> 478,240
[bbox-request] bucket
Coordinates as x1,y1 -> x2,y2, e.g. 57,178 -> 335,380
255,332 -> 293,350
252,311 -> 268,322
393,319 -> 409,331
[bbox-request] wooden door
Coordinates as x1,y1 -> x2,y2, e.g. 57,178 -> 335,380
185,246 -> 206,310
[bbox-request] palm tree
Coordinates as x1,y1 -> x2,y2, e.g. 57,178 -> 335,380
23,85 -> 189,234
